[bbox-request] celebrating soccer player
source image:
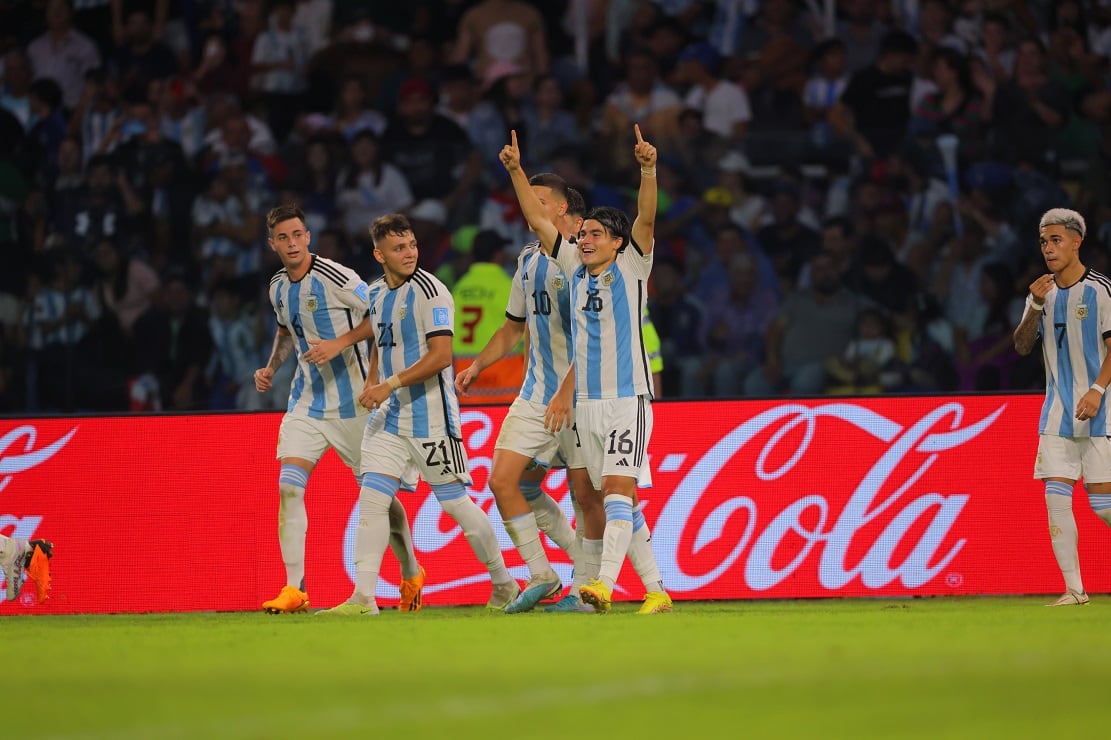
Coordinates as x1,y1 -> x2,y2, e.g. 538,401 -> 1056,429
501,126 -> 673,614
256,204 -> 425,614
1014,208 -> 1111,606
319,213 -> 519,615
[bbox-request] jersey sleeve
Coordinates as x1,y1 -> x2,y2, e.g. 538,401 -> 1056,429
1099,283 -> 1111,339
268,278 -> 285,328
619,240 -> 653,280
551,233 -> 581,278
506,255 -> 527,322
419,284 -> 455,340
330,265 -> 372,317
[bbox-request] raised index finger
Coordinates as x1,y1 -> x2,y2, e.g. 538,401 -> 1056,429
634,123 -> 644,144
511,129 -> 518,150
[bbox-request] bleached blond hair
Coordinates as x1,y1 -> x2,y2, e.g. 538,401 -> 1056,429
1039,208 -> 1086,239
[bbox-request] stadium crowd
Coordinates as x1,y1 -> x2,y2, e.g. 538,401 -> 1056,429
1,0 -> 1109,413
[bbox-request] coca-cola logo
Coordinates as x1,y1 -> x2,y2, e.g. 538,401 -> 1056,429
341,402 -> 1005,597
654,402 -> 1004,592
0,425 -> 78,494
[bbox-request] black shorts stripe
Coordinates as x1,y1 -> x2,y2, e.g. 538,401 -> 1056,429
437,374 -> 454,437
452,437 -> 467,475
636,281 -> 652,397
639,395 -> 648,464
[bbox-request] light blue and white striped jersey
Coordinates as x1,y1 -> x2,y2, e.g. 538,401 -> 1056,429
370,268 -> 463,439
268,255 -> 372,420
506,241 -> 574,404
1037,268 -> 1111,437
552,234 -> 654,400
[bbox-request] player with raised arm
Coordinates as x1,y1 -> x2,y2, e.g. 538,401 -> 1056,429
455,180 -> 603,614
501,127 -> 673,614
1014,208 -> 1111,606
0,534 -> 52,603
319,213 -> 519,615
256,204 -> 425,614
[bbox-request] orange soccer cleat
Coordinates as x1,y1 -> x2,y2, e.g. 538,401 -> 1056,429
398,566 -> 426,612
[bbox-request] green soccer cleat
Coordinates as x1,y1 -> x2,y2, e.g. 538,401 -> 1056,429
485,580 -> 521,611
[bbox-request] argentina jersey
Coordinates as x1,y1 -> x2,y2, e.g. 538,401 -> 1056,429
371,268 -> 463,438
268,255 -> 372,420
1038,269 -> 1111,437
506,241 -> 574,404
552,234 -> 654,400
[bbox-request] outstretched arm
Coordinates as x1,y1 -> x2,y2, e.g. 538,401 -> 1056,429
501,130 -> 560,254
630,123 -> 657,254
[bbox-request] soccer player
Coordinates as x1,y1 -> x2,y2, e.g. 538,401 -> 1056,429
455,179 -> 601,614
1013,208 -> 1111,606
320,213 -> 519,615
256,204 -> 425,614
501,127 -> 673,614
0,535 -> 52,603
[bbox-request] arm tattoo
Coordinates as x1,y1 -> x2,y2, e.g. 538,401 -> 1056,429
268,333 -> 295,371
1013,308 -> 1042,356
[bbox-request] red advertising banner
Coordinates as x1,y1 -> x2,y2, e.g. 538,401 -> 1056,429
3,395 -> 1110,614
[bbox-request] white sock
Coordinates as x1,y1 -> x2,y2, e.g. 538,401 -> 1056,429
628,508 -> 665,593
574,538 -> 603,593
504,512 -> 554,580
387,495 -> 420,579
599,494 -> 634,591
0,534 -> 28,563
353,482 -> 394,607
278,465 -> 309,590
1046,484 -> 1084,594
437,484 -> 514,586
523,482 -> 580,563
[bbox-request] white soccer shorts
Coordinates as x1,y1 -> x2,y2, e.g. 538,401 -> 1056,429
276,414 -> 368,473
574,395 -> 653,490
361,410 -> 472,487
1034,434 -> 1111,483
495,396 -> 584,469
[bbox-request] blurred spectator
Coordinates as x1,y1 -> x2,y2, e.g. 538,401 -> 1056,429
745,250 -> 861,397
600,49 -> 682,177
522,74 -> 580,172
381,77 -> 481,227
132,270 -> 213,411
206,279 -> 257,409
909,48 -> 989,169
155,78 -> 208,161
27,0 -> 102,110
715,150 -> 767,233
831,30 -> 918,159
470,61 -> 530,187
798,216 -> 856,289
683,253 -> 778,398
91,238 -> 159,339
837,0 -> 890,73
287,135 -> 340,234
46,154 -> 135,254
649,256 -> 703,396
825,307 -> 901,395
28,78 -> 68,174
23,249 -> 102,410
802,39 -> 849,153
973,12 -> 1016,80
335,129 -> 414,247
71,68 -> 124,163
192,33 -> 249,99
843,236 -> 920,331
754,178 -> 821,288
674,41 -> 751,141
111,6 -> 178,95
953,261 -> 1024,391
191,164 -> 261,286
451,0 -> 549,82
984,37 -> 1069,170
1,49 -> 33,129
250,0 -> 310,142
327,75 -> 387,141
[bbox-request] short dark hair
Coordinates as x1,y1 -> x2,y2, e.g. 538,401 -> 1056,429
267,203 -> 307,233
584,206 -> 632,251
565,187 -> 586,218
879,30 -> 919,58
371,213 -> 413,245
528,172 -> 569,203
30,78 -> 63,110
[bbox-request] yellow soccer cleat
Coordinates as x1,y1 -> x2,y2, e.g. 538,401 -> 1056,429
485,580 -> 521,611
637,591 -> 673,614
315,601 -> 379,616
399,566 -> 426,612
263,585 -> 310,614
579,579 -> 612,613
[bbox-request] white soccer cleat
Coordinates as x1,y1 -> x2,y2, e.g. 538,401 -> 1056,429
1047,591 -> 1089,606
1,538 -> 30,601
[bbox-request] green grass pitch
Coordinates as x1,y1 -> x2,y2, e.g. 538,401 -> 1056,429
7,597 -> 1111,739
